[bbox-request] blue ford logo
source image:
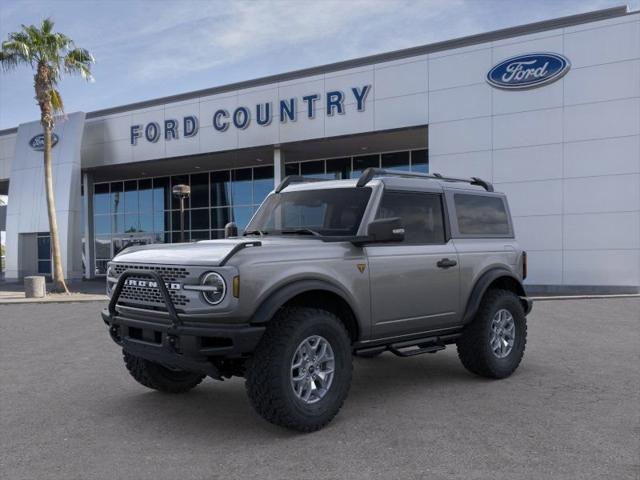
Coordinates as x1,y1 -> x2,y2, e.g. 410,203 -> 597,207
29,133 -> 59,151
487,53 -> 570,90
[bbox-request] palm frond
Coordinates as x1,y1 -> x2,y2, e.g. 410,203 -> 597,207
0,51 -> 20,70
50,88 -> 64,113
41,18 -> 54,35
64,47 -> 94,81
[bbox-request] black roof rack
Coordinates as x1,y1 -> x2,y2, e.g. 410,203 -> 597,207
274,175 -> 328,193
356,168 -> 494,192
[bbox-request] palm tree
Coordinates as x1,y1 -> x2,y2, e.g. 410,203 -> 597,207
0,18 -> 94,293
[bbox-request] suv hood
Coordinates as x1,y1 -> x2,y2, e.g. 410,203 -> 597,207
111,237 -> 327,266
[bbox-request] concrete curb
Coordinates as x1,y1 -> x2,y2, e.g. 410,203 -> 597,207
0,295 -> 108,305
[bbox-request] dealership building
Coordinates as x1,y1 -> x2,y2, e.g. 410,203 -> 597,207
0,5 -> 639,293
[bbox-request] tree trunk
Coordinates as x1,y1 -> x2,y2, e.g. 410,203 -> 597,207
35,63 -> 69,294
43,122 -> 69,294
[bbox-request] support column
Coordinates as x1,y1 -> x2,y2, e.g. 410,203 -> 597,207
83,172 -> 95,279
273,147 -> 286,188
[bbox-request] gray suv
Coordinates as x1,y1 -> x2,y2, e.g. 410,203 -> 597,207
102,168 -> 532,432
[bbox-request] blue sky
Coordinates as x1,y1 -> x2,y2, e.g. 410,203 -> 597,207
0,0 -> 634,130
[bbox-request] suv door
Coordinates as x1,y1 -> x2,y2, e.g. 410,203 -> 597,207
365,189 -> 461,339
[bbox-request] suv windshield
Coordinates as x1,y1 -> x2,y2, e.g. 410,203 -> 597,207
245,187 -> 372,237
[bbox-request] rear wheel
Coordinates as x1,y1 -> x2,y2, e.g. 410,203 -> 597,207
123,350 -> 205,393
456,289 -> 527,379
245,307 -> 353,432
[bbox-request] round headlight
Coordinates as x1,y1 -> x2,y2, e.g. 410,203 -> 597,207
201,272 -> 226,305
106,264 -> 115,295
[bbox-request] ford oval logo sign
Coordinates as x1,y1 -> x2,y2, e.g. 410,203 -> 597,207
29,133 -> 59,151
487,53 -> 570,90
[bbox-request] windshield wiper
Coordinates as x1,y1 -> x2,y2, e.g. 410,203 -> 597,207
243,229 -> 268,236
280,228 -> 322,237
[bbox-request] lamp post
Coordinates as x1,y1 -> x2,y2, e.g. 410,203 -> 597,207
172,184 -> 191,243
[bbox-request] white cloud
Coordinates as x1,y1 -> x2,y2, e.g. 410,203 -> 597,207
93,0 -> 472,81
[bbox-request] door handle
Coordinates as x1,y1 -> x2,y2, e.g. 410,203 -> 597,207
437,258 -> 457,269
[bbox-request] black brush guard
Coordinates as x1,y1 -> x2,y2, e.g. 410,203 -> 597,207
104,269 -> 265,378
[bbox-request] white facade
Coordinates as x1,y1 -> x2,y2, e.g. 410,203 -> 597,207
0,6 -> 638,292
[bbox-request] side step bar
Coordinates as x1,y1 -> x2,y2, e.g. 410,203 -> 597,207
355,333 -> 461,358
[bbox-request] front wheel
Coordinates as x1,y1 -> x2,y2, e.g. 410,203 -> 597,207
245,307 -> 353,432
456,289 -> 527,379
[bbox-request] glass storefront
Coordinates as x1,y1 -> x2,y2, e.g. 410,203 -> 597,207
93,149 -> 427,274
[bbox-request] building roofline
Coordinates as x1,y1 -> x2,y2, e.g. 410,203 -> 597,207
0,5 -> 630,136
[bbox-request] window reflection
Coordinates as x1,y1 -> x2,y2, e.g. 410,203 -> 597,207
139,179 -> 153,212
352,155 -> 380,178
231,169 -> 252,206
211,171 -> 231,207
191,208 -> 209,230
190,173 -> 209,208
171,210 -> 190,232
94,183 -> 109,214
300,160 -> 327,179
285,163 -> 299,176
326,158 -> 350,180
211,207 -> 231,229
139,213 -> 153,232
153,177 -> 170,211
411,149 -> 428,173
253,166 -> 274,204
232,205 -> 254,230
124,180 -> 138,213
111,182 -> 123,215
381,151 -> 410,171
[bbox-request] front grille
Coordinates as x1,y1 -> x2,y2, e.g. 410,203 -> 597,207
113,264 -> 189,282
112,264 -> 192,309
119,284 -> 190,307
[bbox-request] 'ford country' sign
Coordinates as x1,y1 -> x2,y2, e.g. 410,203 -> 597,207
487,53 -> 570,90
29,133 -> 59,151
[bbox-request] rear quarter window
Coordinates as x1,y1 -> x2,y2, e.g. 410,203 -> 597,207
454,193 -> 511,236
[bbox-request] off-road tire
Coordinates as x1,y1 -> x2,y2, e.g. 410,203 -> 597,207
123,350 -> 205,393
456,289 -> 527,379
245,307 -> 353,432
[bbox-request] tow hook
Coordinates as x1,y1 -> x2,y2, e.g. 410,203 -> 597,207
167,334 -> 179,352
109,325 -> 121,343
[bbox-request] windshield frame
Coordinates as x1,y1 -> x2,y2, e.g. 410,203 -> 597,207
245,186 -> 374,238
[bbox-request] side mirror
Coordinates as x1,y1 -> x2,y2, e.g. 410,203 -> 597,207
366,217 -> 405,243
224,222 -> 238,238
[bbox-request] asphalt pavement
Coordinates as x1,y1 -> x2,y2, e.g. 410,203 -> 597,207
1,298 -> 638,480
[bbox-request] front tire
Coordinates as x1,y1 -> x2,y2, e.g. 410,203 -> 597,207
456,289 -> 527,379
123,350 -> 205,393
245,307 -> 353,432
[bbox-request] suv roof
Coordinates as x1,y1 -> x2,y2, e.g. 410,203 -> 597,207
276,168 -> 494,194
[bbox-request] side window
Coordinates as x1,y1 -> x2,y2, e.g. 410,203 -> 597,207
454,193 -> 511,236
376,191 -> 445,244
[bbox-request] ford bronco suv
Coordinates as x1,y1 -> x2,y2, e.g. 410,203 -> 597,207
102,168 -> 532,432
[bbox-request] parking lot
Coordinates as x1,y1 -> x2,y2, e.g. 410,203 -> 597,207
1,298 -> 638,480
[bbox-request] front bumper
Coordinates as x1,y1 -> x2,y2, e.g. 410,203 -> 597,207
102,309 -> 265,376
102,268 -> 264,377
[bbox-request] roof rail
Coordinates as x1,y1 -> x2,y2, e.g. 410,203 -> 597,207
274,175 -> 328,193
356,168 -> 494,192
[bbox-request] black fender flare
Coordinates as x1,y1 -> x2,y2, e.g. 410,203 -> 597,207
249,279 -> 359,326
462,268 -> 530,324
